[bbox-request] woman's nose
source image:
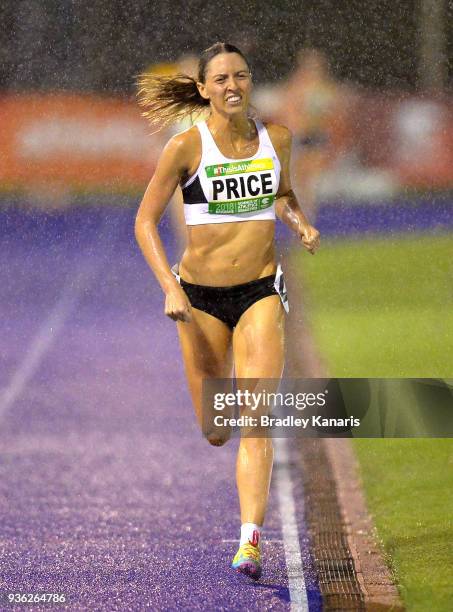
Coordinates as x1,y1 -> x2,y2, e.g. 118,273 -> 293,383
225,76 -> 239,90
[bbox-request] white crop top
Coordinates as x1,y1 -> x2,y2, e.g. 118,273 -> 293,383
181,119 -> 281,225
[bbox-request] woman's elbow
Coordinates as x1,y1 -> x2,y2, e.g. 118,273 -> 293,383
134,211 -> 143,240
134,211 -> 157,242
134,210 -> 148,243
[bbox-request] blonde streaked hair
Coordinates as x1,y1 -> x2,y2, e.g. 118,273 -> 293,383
136,73 -> 208,131
136,42 -> 251,132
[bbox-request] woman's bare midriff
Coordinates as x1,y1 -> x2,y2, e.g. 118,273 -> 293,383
178,219 -> 276,286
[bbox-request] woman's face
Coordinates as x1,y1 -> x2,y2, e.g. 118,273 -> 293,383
197,52 -> 252,116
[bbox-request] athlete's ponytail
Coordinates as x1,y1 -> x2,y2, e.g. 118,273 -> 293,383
136,73 -> 209,132
136,42 -> 250,132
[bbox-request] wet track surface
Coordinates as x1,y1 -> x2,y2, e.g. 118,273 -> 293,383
0,206 -> 321,611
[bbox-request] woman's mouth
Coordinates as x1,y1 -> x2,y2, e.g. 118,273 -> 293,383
225,95 -> 242,106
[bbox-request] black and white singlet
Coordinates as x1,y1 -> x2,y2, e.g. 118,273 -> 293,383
181,119 -> 281,226
171,119 -> 289,326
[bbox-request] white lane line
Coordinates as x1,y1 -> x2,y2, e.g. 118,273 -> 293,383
274,437 -> 308,612
0,216 -> 113,421
221,539 -> 284,543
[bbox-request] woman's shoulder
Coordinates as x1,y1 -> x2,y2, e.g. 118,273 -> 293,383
162,124 -> 201,167
262,122 -> 292,143
161,124 -> 203,178
261,122 -> 292,156
169,123 -> 201,149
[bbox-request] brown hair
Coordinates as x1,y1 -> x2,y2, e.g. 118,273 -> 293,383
136,42 -> 251,131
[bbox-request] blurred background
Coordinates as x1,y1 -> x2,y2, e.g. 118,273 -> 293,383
1,3 -> 452,609
1,0 -> 452,392
1,0 -> 452,404
1,0 -> 452,205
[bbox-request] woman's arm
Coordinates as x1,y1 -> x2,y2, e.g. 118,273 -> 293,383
271,125 -> 320,254
135,133 -> 193,321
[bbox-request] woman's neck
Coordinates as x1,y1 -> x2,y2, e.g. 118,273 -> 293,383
206,111 -> 253,137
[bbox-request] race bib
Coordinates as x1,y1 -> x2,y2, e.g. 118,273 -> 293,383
204,158 -> 276,215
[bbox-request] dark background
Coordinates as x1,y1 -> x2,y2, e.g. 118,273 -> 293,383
1,0 -> 452,94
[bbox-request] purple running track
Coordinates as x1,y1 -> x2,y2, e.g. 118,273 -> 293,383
0,206 -> 321,611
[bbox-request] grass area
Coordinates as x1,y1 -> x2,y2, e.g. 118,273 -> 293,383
293,232 -> 453,611
294,232 -> 453,377
353,439 -> 453,611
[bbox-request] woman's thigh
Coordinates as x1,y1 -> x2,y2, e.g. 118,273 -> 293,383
176,308 -> 233,427
232,295 -> 285,436
233,295 -> 285,379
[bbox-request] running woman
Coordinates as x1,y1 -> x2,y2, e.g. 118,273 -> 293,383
135,42 -> 320,580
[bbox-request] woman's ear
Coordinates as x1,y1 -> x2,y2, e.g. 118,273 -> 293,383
197,82 -> 209,101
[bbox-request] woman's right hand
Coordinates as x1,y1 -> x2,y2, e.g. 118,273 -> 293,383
164,285 -> 192,323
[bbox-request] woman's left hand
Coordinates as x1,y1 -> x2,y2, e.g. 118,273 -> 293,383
300,224 -> 320,254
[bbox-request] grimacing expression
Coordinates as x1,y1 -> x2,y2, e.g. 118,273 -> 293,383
197,53 -> 252,115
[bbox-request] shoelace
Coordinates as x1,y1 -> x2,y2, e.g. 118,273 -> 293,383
240,542 -> 260,562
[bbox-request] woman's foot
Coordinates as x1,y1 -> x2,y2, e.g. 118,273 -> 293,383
231,529 -> 262,580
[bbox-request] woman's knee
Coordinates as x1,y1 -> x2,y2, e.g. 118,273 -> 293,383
239,435 -> 273,453
203,415 -> 233,447
205,431 -> 230,447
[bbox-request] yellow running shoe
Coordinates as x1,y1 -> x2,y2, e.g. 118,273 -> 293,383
231,530 -> 262,580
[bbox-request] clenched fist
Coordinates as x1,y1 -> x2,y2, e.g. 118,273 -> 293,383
300,224 -> 320,254
165,285 -> 192,322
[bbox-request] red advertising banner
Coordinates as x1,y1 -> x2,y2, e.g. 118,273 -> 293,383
0,93 -> 163,193
0,92 -> 452,196
352,93 -> 453,189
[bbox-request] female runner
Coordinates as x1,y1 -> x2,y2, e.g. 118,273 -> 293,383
135,42 -> 320,580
